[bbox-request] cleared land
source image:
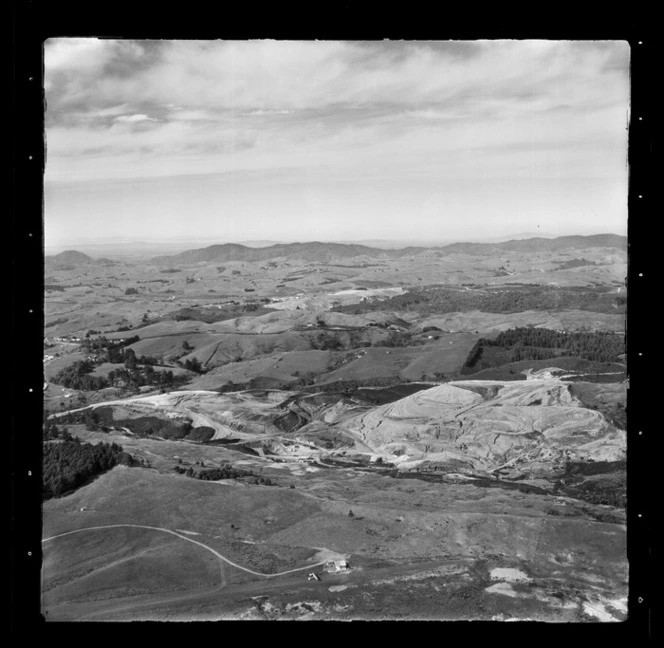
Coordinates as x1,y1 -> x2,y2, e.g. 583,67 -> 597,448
42,237 -> 628,621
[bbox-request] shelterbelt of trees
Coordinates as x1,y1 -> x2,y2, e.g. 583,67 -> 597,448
174,464 -> 274,485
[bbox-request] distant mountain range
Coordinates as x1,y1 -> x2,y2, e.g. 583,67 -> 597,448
436,234 -> 627,256
149,234 -> 627,265
45,234 -> 626,267
150,241 -> 427,265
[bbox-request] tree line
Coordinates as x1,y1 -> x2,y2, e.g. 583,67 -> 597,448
80,334 -> 140,360
174,464 -> 274,485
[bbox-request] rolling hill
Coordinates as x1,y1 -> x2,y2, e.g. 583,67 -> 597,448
45,250 -> 117,269
45,250 -> 95,266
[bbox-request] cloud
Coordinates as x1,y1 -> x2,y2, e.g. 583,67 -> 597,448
44,40 -> 630,184
248,109 -> 294,116
45,40 -> 629,117
114,113 -> 157,123
45,38 -> 116,75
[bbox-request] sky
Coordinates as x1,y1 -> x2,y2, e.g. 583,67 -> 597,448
44,39 -> 630,250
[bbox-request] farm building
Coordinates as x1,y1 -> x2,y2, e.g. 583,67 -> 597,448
325,559 -> 350,573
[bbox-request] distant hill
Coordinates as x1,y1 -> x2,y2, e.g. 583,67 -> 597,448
45,250 -> 117,269
149,234 -> 626,265
492,234 -> 627,253
437,234 -> 627,256
45,250 -> 94,266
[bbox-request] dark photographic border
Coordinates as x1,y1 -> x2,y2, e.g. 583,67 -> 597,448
11,4 -> 654,639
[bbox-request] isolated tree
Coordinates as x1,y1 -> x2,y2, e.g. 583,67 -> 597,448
348,509 -> 355,518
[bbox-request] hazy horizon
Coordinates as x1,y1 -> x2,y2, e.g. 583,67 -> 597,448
44,39 -> 630,249
44,230 -> 627,258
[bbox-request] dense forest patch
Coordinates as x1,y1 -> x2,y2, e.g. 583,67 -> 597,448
461,327 -> 624,375
43,430 -> 132,499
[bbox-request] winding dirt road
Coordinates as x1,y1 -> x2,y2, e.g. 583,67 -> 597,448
42,523 -> 330,582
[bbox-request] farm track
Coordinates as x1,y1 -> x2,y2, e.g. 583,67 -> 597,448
42,524 -> 329,580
